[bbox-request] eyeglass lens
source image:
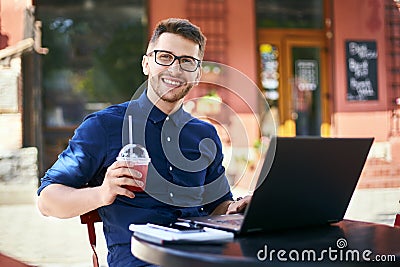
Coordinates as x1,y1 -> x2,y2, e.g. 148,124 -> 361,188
154,50 -> 199,72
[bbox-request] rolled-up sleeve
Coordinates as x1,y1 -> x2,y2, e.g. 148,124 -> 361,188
37,113 -> 107,195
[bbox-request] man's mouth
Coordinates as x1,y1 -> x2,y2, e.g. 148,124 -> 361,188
162,77 -> 185,87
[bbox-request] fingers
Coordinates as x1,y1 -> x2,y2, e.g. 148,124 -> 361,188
105,180 -> 136,198
111,168 -> 142,179
115,185 -> 136,199
236,201 -> 247,212
226,196 -> 252,214
226,201 -> 239,214
100,162 -> 145,204
238,196 -> 251,211
114,177 -> 143,189
108,162 -> 143,178
99,176 -> 137,205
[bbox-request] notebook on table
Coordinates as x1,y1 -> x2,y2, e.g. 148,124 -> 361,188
180,136 -> 374,235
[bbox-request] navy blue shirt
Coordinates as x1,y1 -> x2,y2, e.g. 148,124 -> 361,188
38,91 -> 233,266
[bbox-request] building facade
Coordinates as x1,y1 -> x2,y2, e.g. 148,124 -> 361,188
1,0 -> 399,190
147,0 -> 400,188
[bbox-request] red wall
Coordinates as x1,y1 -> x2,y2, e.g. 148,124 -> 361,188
147,0 -> 257,81
1,0 -> 32,47
147,0 -> 187,35
225,0 -> 257,83
332,0 -> 387,113
147,0 -> 258,112
225,0 -> 258,113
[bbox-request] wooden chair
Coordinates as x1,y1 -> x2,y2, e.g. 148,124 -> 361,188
80,209 -> 102,267
0,253 -> 35,267
394,213 -> 400,227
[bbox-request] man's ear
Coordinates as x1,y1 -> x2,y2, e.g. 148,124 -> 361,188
142,55 -> 149,76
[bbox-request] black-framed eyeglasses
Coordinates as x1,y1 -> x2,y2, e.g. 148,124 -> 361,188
146,50 -> 201,72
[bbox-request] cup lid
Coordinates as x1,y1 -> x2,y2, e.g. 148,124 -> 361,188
117,144 -> 150,162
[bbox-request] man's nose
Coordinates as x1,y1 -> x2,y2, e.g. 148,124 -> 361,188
168,59 -> 183,74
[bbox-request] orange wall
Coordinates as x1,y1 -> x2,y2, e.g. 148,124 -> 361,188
225,0 -> 257,83
147,0 -> 259,143
225,0 -> 258,113
333,111 -> 389,141
147,0 -> 257,82
147,0 -> 187,36
332,0 -> 387,113
147,0 -> 258,112
1,0 -> 32,46
331,0 -> 389,141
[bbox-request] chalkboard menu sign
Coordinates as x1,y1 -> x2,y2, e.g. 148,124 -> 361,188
345,40 -> 378,101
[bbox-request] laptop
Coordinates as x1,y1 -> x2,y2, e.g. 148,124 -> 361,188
180,136 -> 374,235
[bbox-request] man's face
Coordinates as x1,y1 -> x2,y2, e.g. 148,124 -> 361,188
142,32 -> 202,103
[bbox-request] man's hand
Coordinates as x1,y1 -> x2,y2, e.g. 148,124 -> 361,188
226,195 -> 252,214
38,161 -> 143,218
211,195 -> 252,215
99,161 -> 142,205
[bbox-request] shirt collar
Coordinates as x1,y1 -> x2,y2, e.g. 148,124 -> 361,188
136,90 -> 192,127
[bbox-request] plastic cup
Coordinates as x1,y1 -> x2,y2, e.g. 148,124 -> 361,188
116,144 -> 151,192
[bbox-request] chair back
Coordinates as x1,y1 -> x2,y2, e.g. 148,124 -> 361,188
395,213 -> 400,227
0,253 -> 35,267
80,209 -> 102,267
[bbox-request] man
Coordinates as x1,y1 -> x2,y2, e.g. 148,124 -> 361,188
38,18 -> 249,267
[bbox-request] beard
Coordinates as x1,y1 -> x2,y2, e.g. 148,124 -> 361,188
150,73 -> 196,103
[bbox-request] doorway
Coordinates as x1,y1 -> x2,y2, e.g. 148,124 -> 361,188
256,0 -> 331,137
258,30 -> 330,137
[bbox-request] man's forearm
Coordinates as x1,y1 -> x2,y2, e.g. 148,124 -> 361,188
38,184 -> 104,219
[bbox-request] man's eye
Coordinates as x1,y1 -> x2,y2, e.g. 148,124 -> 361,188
181,58 -> 195,64
158,53 -> 173,61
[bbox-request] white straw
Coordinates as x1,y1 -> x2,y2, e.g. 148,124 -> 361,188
128,115 -> 133,145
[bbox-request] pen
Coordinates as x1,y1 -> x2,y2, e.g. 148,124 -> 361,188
146,222 -> 205,233
147,223 -> 181,232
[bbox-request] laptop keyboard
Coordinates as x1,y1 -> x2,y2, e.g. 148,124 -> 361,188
213,218 -> 243,226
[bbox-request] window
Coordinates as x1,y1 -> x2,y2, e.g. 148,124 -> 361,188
386,0 -> 400,108
37,0 -> 147,171
37,0 -> 147,127
256,0 -> 324,29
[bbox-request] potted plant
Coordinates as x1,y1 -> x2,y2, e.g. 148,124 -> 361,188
197,90 -> 222,115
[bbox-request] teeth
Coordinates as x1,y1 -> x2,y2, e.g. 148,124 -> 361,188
163,78 -> 182,86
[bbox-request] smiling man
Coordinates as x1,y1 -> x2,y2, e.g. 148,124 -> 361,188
144,34 -> 202,108
37,18 -> 250,267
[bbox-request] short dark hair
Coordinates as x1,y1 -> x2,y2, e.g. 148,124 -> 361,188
149,18 -> 206,58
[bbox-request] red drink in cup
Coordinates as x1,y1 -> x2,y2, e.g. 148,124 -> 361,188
116,144 -> 151,192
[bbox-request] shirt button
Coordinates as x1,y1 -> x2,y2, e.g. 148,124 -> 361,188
169,166 -> 173,171
167,137 -> 171,142
200,207 -> 204,211
169,192 -> 174,198
166,116 -> 170,121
